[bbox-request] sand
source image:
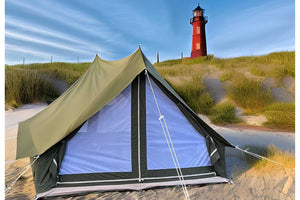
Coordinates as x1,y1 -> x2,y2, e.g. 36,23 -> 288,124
5,104 -> 295,199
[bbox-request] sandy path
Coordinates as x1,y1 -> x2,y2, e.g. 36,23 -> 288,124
5,104 -> 295,199
198,114 -> 294,152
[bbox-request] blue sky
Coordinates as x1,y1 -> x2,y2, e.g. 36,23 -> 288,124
5,0 -> 295,65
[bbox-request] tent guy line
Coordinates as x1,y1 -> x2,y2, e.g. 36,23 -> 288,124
145,70 -> 190,200
5,155 -> 40,194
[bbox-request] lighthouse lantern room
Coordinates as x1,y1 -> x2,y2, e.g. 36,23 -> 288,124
190,3 -> 208,58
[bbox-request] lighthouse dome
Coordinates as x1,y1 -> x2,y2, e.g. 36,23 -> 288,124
193,4 -> 204,11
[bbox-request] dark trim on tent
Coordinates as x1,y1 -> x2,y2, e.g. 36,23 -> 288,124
57,166 -> 216,187
139,73 -> 148,179
131,76 -> 139,179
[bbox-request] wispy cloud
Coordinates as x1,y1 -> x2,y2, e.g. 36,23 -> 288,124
7,0 -> 133,50
5,0 -> 295,64
5,15 -> 113,56
6,44 -> 51,59
6,31 -> 91,54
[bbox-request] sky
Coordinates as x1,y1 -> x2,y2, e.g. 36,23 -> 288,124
5,0 -> 295,65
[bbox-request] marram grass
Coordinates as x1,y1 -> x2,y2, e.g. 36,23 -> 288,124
5,69 -> 59,108
243,145 -> 294,170
209,102 -> 241,125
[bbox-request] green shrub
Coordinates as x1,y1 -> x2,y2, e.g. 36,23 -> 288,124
191,92 -> 214,115
228,77 -> 273,111
172,76 -> 214,115
263,103 -> 295,131
210,102 -> 240,124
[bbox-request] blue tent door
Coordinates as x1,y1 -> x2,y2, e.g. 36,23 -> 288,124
146,78 -> 211,170
59,85 -> 132,175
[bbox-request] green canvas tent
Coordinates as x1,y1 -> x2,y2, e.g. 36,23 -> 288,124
16,47 -> 233,199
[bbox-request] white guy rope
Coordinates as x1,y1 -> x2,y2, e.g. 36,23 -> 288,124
235,145 -> 282,166
145,70 -> 190,200
5,155 -> 40,194
158,115 -> 189,198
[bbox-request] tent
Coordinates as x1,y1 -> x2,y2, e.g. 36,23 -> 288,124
16,47 -> 234,199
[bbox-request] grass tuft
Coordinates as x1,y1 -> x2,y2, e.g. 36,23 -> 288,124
250,65 -> 266,77
220,71 -> 234,82
5,70 -> 59,107
243,145 -> 294,169
263,103 -> 295,131
228,77 -> 273,111
171,75 -> 214,115
210,102 -> 241,125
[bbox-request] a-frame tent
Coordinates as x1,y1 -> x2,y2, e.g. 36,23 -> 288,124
16,47 -> 234,199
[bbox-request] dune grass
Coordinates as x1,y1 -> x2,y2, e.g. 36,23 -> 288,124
227,77 -> 273,111
155,51 -> 295,79
209,102 -> 241,125
263,103 -> 295,131
243,145 -> 294,170
165,75 -> 214,115
220,71 -> 235,82
5,62 -> 90,86
5,62 -> 90,107
5,51 -> 294,129
5,69 -> 59,108
156,65 -> 215,115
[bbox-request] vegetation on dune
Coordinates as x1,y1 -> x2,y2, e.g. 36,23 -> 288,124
5,62 -> 90,107
5,62 -> 90,86
5,70 -> 59,108
5,51 -> 295,131
227,77 -> 273,111
155,51 -> 294,79
163,74 -> 214,115
219,71 -> 235,82
243,145 -> 294,170
263,103 -> 295,131
209,102 -> 241,125
155,51 -> 294,130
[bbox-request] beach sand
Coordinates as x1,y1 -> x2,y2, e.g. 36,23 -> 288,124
5,104 -> 295,199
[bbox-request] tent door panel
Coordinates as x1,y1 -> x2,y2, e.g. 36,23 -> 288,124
145,76 -> 211,171
59,84 -> 132,175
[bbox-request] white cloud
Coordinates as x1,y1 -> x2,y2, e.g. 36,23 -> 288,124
6,31 -> 91,54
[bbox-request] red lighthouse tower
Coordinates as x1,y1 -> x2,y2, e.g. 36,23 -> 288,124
190,4 -> 208,58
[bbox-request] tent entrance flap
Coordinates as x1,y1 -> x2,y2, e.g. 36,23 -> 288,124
59,84 -> 132,175
146,76 -> 211,170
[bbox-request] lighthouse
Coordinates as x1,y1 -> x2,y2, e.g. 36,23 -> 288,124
190,4 -> 208,58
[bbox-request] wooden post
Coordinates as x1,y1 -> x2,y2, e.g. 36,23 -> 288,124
77,56 -> 79,63
23,57 -> 25,65
181,52 -> 183,59
157,52 -> 159,63
51,56 -> 53,64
